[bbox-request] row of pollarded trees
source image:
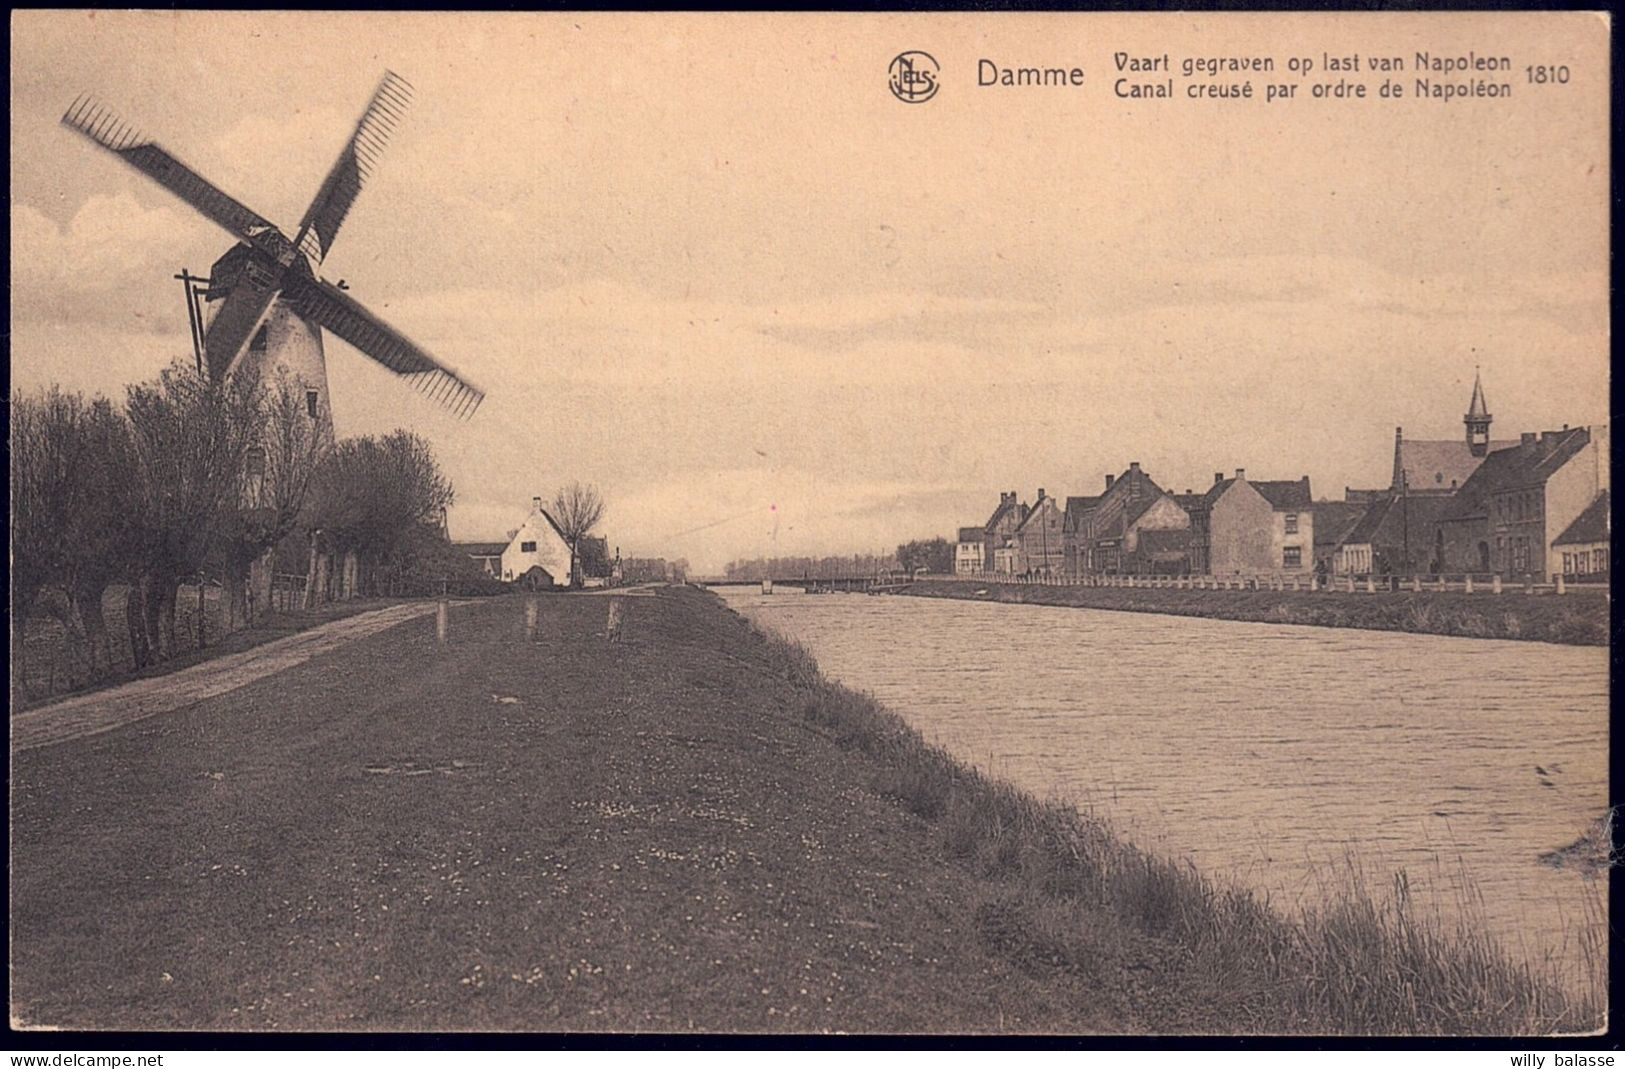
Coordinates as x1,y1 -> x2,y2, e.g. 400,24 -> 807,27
10,361 -> 460,694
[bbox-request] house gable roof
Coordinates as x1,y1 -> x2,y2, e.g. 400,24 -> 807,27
1445,428 -> 1592,522
1251,478 -> 1313,510
455,541 -> 508,557
1342,493 -> 1458,547
957,526 -> 984,542
1015,495 -> 1060,534
984,497 -> 1028,534
1395,438 -> 1516,493
1063,495 -> 1101,532
1312,501 -> 1367,549
1553,489 -> 1610,546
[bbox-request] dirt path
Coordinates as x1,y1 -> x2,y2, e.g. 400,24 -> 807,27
11,601 -> 447,752
10,589 -> 1137,1033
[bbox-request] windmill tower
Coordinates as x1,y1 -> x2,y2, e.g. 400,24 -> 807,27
62,71 -> 483,433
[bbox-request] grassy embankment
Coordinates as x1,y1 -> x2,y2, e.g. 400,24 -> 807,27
898,579 -> 1609,646
10,588 -> 1602,1034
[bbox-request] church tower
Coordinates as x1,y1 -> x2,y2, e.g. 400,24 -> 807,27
1464,369 -> 1492,458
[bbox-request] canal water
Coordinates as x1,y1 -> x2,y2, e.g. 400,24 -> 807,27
716,586 -> 1609,983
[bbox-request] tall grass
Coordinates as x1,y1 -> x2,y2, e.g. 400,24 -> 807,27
762,624 -> 1604,1035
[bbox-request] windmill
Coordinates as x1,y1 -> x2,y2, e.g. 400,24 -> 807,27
62,71 -> 484,434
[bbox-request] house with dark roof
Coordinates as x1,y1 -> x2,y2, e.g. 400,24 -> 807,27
1014,489 -> 1065,576
1069,463 -> 1191,575
1061,494 -> 1102,576
1330,493 -> 1456,576
454,540 -> 509,578
1203,469 -> 1315,575
955,525 -> 986,575
982,490 -> 1029,574
1553,489 -> 1609,582
1311,501 -> 1366,574
1436,425 -> 1606,579
1390,371 -> 1516,495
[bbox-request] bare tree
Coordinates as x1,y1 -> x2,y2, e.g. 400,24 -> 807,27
213,371 -> 328,630
10,390 -> 79,692
550,482 -> 606,587
125,363 -> 263,661
305,429 -> 454,601
9,389 -> 137,689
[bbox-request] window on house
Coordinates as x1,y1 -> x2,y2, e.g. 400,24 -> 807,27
1562,552 -> 1573,574
1533,494 -> 1542,518
1284,513 -> 1298,535
520,540 -> 537,552
306,389 -> 320,418
1596,548 -> 1609,572
250,325 -> 269,352
1282,546 -> 1302,568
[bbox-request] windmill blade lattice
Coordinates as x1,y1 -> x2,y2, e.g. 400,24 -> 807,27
61,96 -> 285,249
295,71 -> 414,263
283,273 -> 484,418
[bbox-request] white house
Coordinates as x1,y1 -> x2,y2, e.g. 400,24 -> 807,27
501,497 -> 574,588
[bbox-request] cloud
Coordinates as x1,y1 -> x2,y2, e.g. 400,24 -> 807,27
12,194 -> 189,293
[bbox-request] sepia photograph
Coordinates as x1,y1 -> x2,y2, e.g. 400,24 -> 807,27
7,10 -> 1611,1041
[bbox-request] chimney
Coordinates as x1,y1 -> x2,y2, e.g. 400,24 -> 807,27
1184,488 -> 1193,496
1105,473 -> 1115,491
1214,472 -> 1224,484
1521,432 -> 1536,446
532,495 -> 542,511
1235,468 -> 1246,481
1036,488 -> 1046,502
1129,461 -> 1141,473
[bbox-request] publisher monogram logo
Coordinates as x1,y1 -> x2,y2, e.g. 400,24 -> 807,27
889,51 -> 940,103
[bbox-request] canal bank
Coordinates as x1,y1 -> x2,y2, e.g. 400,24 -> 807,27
10,588 -> 1598,1034
893,578 -> 1609,645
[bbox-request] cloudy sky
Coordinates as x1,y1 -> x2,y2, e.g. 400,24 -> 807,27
11,12 -> 1608,572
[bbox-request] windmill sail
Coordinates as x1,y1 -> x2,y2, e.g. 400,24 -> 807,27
294,71 -> 414,263
282,273 -> 484,417
61,96 -> 283,250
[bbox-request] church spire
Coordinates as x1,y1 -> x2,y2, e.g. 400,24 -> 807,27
1464,367 -> 1492,457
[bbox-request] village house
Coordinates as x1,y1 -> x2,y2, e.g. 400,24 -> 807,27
500,496 -> 575,589
455,541 -> 507,578
1202,470 -> 1315,576
1014,489 -> 1065,576
1329,493 -> 1456,576
1071,463 -> 1190,575
1436,425 -> 1607,580
1311,500 -> 1366,575
1552,489 -> 1610,583
1061,494 -> 1102,576
955,526 -> 985,575
981,491 -> 1029,575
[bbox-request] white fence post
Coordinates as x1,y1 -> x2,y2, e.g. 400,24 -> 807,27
1555,573 -> 1567,595
1492,574 -> 1502,594
436,597 -> 449,644
1464,575 -> 1474,594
